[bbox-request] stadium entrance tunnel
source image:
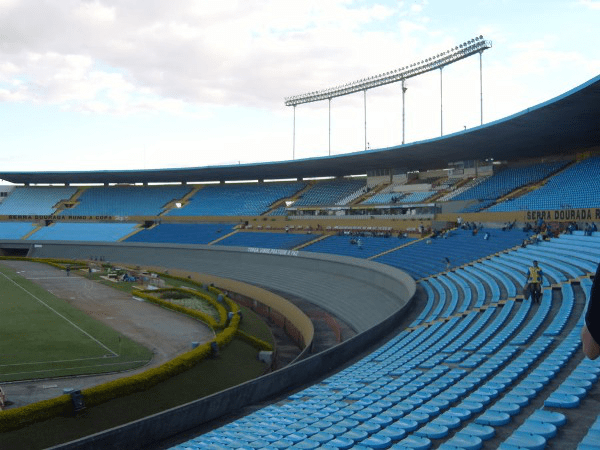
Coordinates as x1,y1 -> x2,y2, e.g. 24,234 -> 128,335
0,244 -> 31,257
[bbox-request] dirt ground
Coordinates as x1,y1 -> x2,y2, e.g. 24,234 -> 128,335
0,261 -> 215,409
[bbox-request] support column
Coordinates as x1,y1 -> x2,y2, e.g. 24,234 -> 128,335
293,105 -> 296,160
402,79 -> 407,145
479,51 -> 484,125
364,90 -> 367,150
328,98 -> 331,156
440,67 -> 443,136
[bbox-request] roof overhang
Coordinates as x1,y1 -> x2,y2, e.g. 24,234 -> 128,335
1,74 -> 599,185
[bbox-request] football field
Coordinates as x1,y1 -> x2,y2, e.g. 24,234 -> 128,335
0,265 -> 153,382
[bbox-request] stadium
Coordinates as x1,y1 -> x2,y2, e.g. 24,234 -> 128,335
0,62 -> 598,450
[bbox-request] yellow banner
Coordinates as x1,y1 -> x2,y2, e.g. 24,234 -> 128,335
525,208 -> 600,222
3,215 -> 115,221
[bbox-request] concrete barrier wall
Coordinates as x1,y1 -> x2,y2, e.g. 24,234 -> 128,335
26,241 -> 415,333
5,241 -> 417,450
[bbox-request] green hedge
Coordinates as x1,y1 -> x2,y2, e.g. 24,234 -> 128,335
208,286 -> 240,315
0,394 -> 73,432
235,329 -> 273,352
82,340 -> 214,407
133,289 -> 224,329
0,256 -> 86,271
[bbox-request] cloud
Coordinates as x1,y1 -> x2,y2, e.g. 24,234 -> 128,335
0,0 -> 436,114
578,0 -> 600,9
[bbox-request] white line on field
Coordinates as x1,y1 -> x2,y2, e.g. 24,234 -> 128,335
28,277 -> 84,280
2,360 -> 149,377
0,271 -> 118,357
0,355 -> 118,368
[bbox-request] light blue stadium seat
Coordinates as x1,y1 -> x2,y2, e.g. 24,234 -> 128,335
29,222 -> 138,241
0,222 -> 37,239
0,186 -> 77,215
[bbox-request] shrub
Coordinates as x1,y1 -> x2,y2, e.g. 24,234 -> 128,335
0,395 -> 73,433
235,329 -> 274,351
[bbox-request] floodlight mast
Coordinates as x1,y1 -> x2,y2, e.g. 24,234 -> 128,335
284,37 -> 492,107
285,36 -> 491,159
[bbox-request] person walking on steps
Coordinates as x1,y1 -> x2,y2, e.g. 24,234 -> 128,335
525,260 -> 544,303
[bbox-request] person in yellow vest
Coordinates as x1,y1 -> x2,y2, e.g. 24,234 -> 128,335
525,260 -> 544,303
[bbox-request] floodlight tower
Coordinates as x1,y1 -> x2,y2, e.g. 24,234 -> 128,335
285,36 -> 492,158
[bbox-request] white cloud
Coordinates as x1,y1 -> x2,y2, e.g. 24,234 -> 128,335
0,0 -> 598,172
578,0 -> 600,9
0,0 -> 429,113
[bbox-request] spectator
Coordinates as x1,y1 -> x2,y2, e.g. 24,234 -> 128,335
536,217 -> 544,232
582,262 -> 600,359
525,260 -> 544,303
444,257 -> 451,270
566,222 -> 575,234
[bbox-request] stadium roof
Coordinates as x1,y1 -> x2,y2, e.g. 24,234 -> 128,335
1,74 -> 599,185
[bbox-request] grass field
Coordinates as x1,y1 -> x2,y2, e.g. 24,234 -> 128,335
0,265 -> 153,382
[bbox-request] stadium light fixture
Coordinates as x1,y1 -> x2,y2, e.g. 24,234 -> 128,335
285,35 -> 492,157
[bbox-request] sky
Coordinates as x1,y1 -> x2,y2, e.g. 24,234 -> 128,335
0,0 -> 598,176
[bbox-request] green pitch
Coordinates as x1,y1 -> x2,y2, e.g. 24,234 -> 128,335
0,266 -> 152,382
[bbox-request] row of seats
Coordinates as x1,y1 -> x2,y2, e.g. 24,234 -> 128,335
168,182 -> 307,216
362,192 -> 435,205
125,223 -> 237,245
214,231 -> 319,250
301,235 -> 415,259
490,156 -> 600,211
373,229 -> 527,280
293,179 -> 365,206
0,187 -> 77,215
0,158 -> 586,218
174,232 -> 600,449
449,161 -> 568,203
60,186 -> 193,217
0,222 -> 37,239
30,223 -> 139,241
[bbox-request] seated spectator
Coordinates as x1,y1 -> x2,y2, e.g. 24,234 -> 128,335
566,222 -> 575,234
536,217 -> 545,232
